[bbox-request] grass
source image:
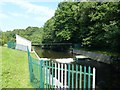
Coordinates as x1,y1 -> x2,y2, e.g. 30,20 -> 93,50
31,52 -> 38,59
76,47 -> 120,56
0,46 -> 2,89
1,46 -> 37,88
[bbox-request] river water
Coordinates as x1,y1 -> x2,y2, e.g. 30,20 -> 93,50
34,46 -> 120,90
34,46 -> 74,59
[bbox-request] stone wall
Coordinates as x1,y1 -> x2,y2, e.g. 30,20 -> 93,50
73,49 -> 111,64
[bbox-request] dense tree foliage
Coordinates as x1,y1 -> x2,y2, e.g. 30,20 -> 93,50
0,31 -> 8,46
2,2 -> 120,53
1,27 -> 43,45
42,17 -> 56,43
42,2 -> 120,53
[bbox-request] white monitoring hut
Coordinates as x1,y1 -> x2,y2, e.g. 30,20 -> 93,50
15,34 -> 31,52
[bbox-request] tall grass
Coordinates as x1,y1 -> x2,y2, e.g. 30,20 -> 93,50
1,46 -> 33,88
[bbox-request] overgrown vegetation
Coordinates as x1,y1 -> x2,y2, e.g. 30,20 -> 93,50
1,27 -> 43,45
42,2 -> 120,53
1,2 -> 120,53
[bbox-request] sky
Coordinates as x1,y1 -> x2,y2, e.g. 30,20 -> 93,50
0,0 -> 64,31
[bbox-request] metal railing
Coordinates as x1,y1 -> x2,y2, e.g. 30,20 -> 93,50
27,48 -> 96,89
7,41 -> 16,49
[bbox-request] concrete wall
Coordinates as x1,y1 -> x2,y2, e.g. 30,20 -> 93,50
73,49 -> 111,64
15,34 -> 31,52
16,44 -> 28,52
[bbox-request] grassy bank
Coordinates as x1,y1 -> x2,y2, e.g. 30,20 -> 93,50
0,46 -> 2,89
1,46 -> 35,88
75,47 -> 120,56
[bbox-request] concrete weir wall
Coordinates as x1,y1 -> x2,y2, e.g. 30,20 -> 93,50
73,49 -> 111,64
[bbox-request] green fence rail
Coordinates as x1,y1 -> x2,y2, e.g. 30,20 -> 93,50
27,48 -> 96,89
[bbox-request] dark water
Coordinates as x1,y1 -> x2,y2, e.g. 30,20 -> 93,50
34,46 -> 120,90
34,46 -> 74,59
72,60 -> 120,90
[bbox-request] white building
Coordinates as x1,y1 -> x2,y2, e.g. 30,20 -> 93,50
15,34 -> 31,52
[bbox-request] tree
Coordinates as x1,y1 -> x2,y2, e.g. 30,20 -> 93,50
42,17 -> 56,43
42,2 -> 120,52
1,32 -> 8,46
5,27 -> 43,45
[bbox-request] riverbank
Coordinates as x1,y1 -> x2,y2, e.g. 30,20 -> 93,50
72,49 -> 111,64
1,46 -> 36,88
72,48 -> 120,64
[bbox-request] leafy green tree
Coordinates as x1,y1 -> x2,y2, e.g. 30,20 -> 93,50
42,17 -> 56,43
5,27 -> 43,45
42,2 -> 120,52
3,2 -> 120,53
1,32 -> 8,46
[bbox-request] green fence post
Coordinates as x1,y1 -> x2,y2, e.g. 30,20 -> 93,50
27,47 -> 32,82
72,64 -> 74,88
76,65 -> 78,88
27,47 -> 30,58
29,56 -> 33,82
43,61 -> 45,88
52,61 -> 54,89
40,60 -> 44,88
49,61 -> 51,88
68,64 -> 70,88
46,61 -> 48,89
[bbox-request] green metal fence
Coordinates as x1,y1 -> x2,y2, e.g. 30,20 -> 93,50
27,48 -> 96,89
7,41 -> 16,49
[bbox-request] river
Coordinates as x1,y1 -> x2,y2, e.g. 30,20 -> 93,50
34,46 -> 120,89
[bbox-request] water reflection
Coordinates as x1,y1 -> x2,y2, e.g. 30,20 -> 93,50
34,46 -> 74,59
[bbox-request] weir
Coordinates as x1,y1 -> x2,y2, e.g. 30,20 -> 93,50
73,49 -> 111,64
